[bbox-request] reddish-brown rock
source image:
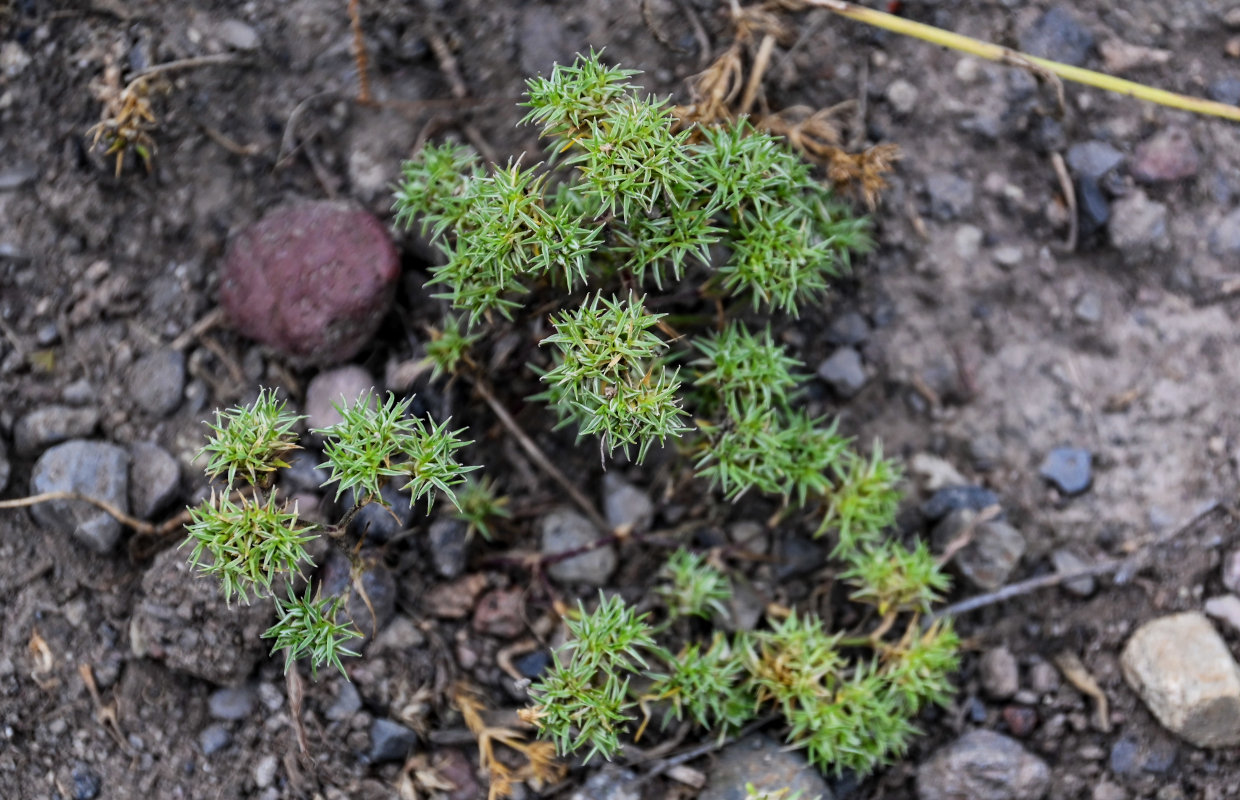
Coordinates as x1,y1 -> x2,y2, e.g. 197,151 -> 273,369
220,201 -> 399,365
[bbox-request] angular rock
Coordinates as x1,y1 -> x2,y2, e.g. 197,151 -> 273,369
220,201 -> 399,366
14,405 -> 100,457
30,440 -> 129,553
917,729 -> 1051,800
343,483 -> 414,543
473,587 -> 525,638
1019,7 -> 1094,67
980,647 -> 1020,700
1066,141 -> 1125,181
825,311 -> 870,346
1204,595 -> 1240,634
1075,176 -> 1110,237
933,509 -> 1026,591
1132,127 -> 1199,184
1121,612 -> 1240,748
128,442 -> 180,519
306,365 -> 376,432
699,734 -> 833,800
130,546 -> 274,685
1039,447 -> 1092,495
602,473 -> 654,534
1051,549 -> 1096,596
817,346 -> 867,397
540,508 -> 615,586
1108,191 -> 1169,262
128,349 -> 185,417
369,718 -> 417,763
921,485 -> 1001,521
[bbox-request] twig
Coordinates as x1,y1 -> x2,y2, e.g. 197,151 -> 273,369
629,714 -> 779,786
170,307 -> 224,351
470,377 -> 609,532
738,33 -> 776,116
130,53 -> 243,82
347,0 -> 374,104
0,491 -> 156,534
198,122 -> 263,157
1050,151 -> 1078,252
802,0 -> 1240,123
422,12 -> 496,164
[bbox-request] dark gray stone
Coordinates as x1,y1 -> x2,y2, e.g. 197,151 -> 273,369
817,346 -> 867,397
1209,208 -> 1240,257
926,172 -> 975,220
14,405 -> 100,456
208,685 -> 256,720
344,483 -> 414,543
1051,549 -> 1096,596
70,762 -> 101,800
128,442 -> 180,519
776,536 -> 825,580
321,550 -> 396,643
368,718 -> 417,763
541,507 -> 615,586
921,486 -> 1001,521
1066,141 -> 1125,180
280,449 -> 328,494
700,734 -> 833,800
515,650 -> 550,678
1208,77 -> 1240,106
917,730 -> 1050,800
602,473 -> 654,534
826,311 -> 871,346
933,510 -> 1026,591
199,723 -> 232,755
1019,7 -> 1094,67
1075,176 -> 1110,236
427,517 -> 469,579
129,349 -> 185,417
325,680 -> 362,721
30,440 -> 129,553
1039,447 -> 1092,495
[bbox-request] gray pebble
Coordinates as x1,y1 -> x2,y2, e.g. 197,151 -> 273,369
427,517 -> 469,579
817,346 -> 867,397
1132,127 -> 1200,184
979,647 -> 1020,700
1066,141 -> 1125,181
70,762 -> 101,800
921,486 -> 1001,521
0,164 -> 38,191
216,19 -> 261,51
602,473 -> 654,534
208,685 -> 256,720
1204,594 -> 1240,634
1051,548 -> 1096,596
541,507 -> 615,586
1019,6 -> 1094,67
926,172 -> 975,221
1029,661 -> 1061,694
128,349 -> 185,417
128,442 -> 180,519
199,723 -> 232,755
1209,207 -> 1240,257
306,366 -> 376,434
933,509 -> 1026,591
253,754 -> 278,789
917,730 -> 1050,800
280,450 -> 328,495
699,734 -> 833,800
1076,176 -> 1110,236
1039,448 -> 1092,495
325,680 -> 362,721
30,440 -> 129,553
321,550 -> 396,643
1221,549 -> 1240,594
886,78 -> 919,115
61,378 -> 95,405
1073,292 -> 1103,324
992,245 -> 1023,268
825,311 -> 871,346
368,718 -> 417,763
14,405 -> 100,457
570,766 -> 642,800
1208,77 -> 1240,105
1108,191 -> 1170,261
344,483 -> 414,543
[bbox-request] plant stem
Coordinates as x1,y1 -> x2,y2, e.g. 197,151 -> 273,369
807,0 -> 1240,123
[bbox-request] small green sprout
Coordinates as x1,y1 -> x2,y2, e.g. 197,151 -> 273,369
425,315 -> 481,380
263,584 -> 363,679
199,387 -> 303,488
452,475 -> 511,540
657,548 -> 731,620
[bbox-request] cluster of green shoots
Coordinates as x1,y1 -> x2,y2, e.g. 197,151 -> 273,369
186,388 -> 486,676
390,51 -> 960,777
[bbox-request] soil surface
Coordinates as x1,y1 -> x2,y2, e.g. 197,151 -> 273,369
5,1 -> 1240,799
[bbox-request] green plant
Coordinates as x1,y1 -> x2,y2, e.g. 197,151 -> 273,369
391,50 -> 960,778
184,388 -> 477,677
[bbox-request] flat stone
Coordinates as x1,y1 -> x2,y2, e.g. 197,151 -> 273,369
541,508 -> 615,586
602,473 -> 654,534
1039,447 -> 1092,495
699,734 -> 833,800
917,729 -> 1051,800
1019,7 -> 1094,67
817,346 -> 867,397
216,19 -> 261,51
1066,141 -> 1125,180
128,349 -> 185,417
208,685 -> 256,720
1121,612 -> 1240,748
1132,127 -> 1199,184
14,405 -> 100,457
128,442 -> 180,519
30,440 -> 129,553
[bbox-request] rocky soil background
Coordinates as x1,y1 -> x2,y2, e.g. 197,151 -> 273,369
4,1 -> 1240,798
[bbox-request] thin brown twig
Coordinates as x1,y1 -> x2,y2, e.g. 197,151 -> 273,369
347,0 -> 374,104
0,491 -> 156,534
1050,151 -> 1078,252
470,377 -> 609,532
738,33 -> 776,116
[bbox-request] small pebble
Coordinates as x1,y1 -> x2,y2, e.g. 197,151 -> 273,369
817,346 -> 867,397
699,735 -> 831,800
1039,448 -> 1092,495
1002,705 -> 1038,738
1222,549 -> 1240,594
306,366 -> 376,433
128,442 -> 181,519
1029,661 -> 1061,694
908,453 -> 968,493
1051,549 -> 1096,596
979,647 -> 1020,699
128,349 -> 185,417
515,650 -> 550,678
925,172 -> 975,220
1073,292 -> 1103,324
1093,781 -> 1127,800
70,762 -> 101,800
1019,6 -> 1094,67
1204,595 -> 1240,634
1108,191 -> 1170,262
1208,77 -> 1240,106
199,724 -> 232,755
602,473 -> 654,534
1132,127 -> 1200,184
368,718 -> 417,763
208,686 -> 256,720
325,680 -> 362,721
30,440 -> 130,553
825,311 -> 870,346
541,508 -> 615,586
885,79 -> 919,115
1209,207 -> 1240,258
14,405 -> 100,456
428,517 -> 469,579
216,19 -> 261,51
1066,140 -> 1125,180
933,510 -> 1026,591
253,754 -> 278,789
917,730 -> 1050,800
1076,176 -> 1111,236
992,245 -> 1023,268
472,587 -> 525,638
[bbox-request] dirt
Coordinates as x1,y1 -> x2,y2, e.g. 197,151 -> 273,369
4,1 -> 1240,798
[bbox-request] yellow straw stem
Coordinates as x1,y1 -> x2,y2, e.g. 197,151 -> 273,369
806,0 -> 1240,123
